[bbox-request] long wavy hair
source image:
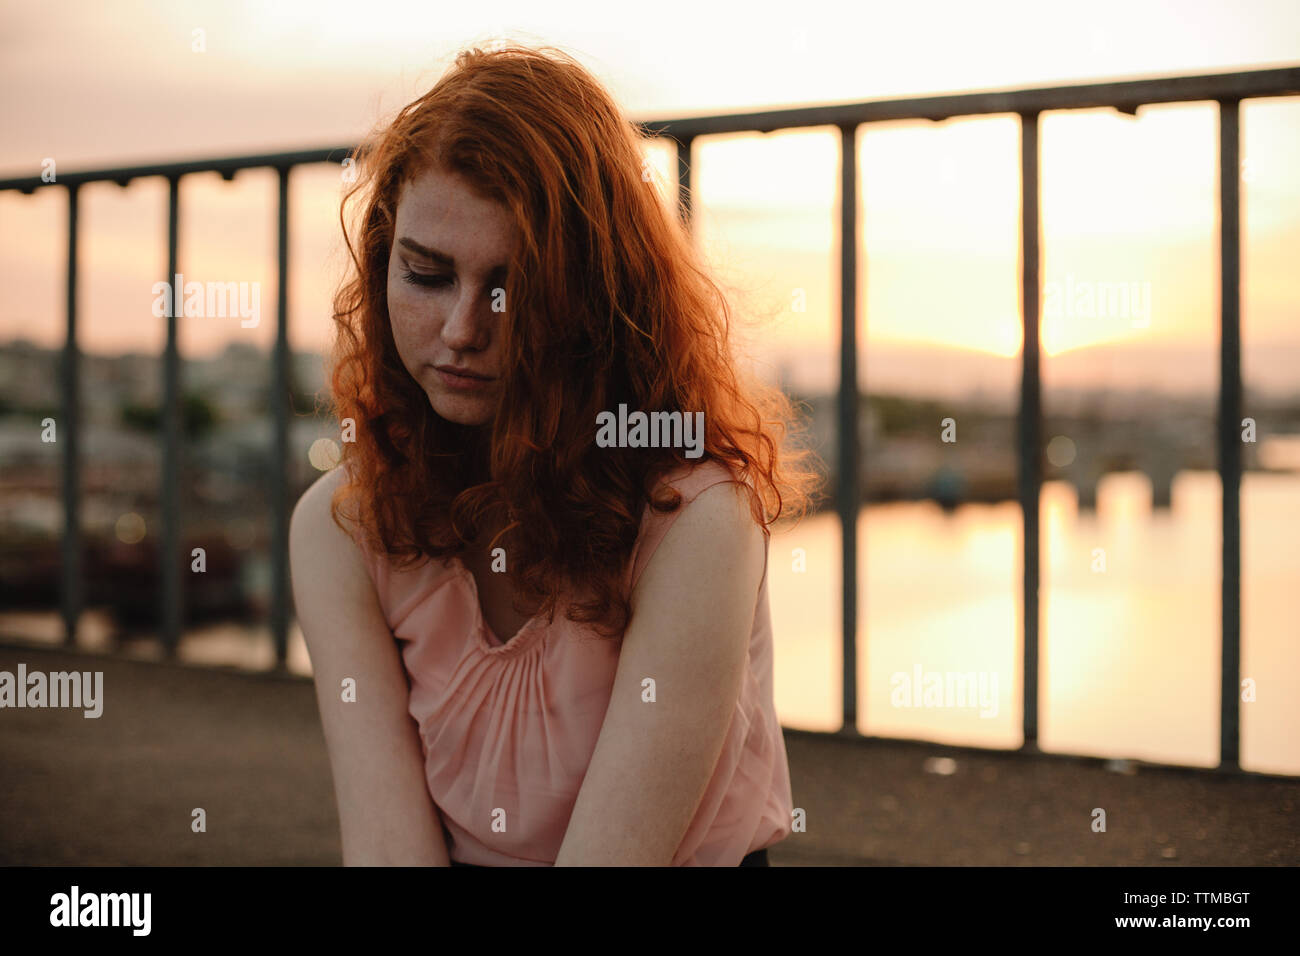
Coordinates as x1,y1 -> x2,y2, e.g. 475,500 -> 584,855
329,43 -> 821,638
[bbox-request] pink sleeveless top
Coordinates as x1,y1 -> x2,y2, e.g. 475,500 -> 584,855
350,458 -> 793,865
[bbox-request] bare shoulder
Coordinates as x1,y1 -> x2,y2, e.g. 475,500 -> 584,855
673,479 -> 763,545
633,478 -> 766,610
289,466 -> 367,591
292,463 -> 346,523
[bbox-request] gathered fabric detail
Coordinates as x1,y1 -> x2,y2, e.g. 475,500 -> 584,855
350,458 -> 793,865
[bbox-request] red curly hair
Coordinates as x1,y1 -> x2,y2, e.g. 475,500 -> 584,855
329,43 -> 820,638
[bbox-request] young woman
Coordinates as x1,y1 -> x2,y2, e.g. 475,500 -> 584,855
289,44 -> 817,866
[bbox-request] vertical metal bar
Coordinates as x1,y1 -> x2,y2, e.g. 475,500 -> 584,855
838,124 -> 860,734
162,176 -> 182,655
1217,99 -> 1242,771
1019,112 -> 1042,750
271,166 -> 292,668
675,135 -> 693,226
60,185 -> 81,646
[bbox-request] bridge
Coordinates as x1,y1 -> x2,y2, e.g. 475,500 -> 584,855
2,65 -> 1299,780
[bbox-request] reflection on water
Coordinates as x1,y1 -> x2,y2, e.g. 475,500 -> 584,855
3,471 -> 1294,774
767,470 -> 1300,775
0,610 -> 314,677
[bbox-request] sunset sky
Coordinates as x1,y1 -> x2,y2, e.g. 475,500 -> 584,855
1,0 -> 1297,395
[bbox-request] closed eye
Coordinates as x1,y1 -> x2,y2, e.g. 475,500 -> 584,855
401,268 -> 452,289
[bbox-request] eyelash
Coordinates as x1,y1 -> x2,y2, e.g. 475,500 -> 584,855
401,268 -> 452,289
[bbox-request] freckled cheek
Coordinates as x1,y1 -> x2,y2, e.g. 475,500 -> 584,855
387,284 -> 439,364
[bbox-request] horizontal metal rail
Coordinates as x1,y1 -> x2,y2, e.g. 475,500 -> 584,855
2,65 -> 1296,771
639,66 -> 1300,136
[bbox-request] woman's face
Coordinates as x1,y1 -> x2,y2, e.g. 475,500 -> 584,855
387,165 -> 515,427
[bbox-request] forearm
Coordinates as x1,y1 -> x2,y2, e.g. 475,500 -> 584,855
315,679 -> 452,866
338,793 -> 451,866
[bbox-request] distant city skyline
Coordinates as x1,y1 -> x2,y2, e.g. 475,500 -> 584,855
2,1 -> 1297,399
3,334 -> 1297,407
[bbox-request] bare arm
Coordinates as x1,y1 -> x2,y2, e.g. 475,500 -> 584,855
554,480 -> 766,865
289,467 -> 451,866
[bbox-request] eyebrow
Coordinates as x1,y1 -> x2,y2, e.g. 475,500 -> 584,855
397,237 -> 508,279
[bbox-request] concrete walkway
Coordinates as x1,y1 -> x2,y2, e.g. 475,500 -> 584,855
1,642 -> 1296,865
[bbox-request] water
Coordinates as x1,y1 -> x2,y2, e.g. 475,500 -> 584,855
5,470 -> 1294,775
767,471 -> 1300,775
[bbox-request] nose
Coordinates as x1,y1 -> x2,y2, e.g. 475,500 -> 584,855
440,284 -> 492,353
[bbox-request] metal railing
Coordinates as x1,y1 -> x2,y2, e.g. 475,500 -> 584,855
3,66 -> 1298,772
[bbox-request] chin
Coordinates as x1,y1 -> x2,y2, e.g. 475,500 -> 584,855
428,392 -> 494,427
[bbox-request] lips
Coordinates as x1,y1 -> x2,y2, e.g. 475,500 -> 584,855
435,365 -> 493,380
